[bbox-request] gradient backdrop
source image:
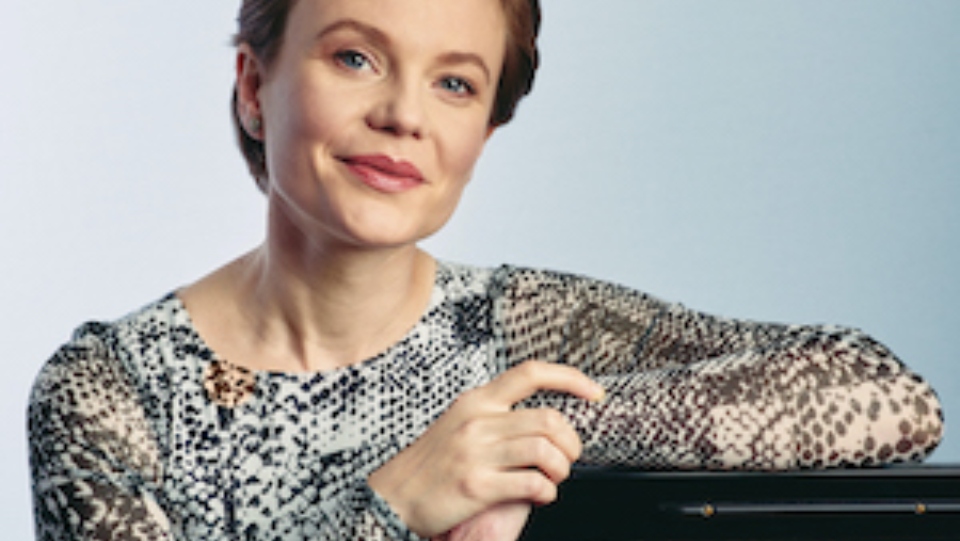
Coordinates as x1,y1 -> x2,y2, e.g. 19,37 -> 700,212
3,1 -> 958,536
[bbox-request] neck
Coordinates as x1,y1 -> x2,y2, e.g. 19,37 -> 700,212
232,205 -> 437,373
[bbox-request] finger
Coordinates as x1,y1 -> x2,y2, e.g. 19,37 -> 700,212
487,468 -> 559,506
443,502 -> 532,541
483,361 -> 605,406
494,437 -> 573,485
488,408 -> 583,462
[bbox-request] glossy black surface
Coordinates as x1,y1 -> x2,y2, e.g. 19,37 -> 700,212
522,465 -> 960,540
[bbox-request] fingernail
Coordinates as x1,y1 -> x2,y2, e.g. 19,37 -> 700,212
592,387 -> 606,403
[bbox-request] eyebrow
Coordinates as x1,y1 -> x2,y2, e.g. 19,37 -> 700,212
316,19 -> 492,84
437,52 -> 492,85
315,19 -> 390,49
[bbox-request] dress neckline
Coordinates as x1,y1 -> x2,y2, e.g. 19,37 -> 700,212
167,261 -> 454,406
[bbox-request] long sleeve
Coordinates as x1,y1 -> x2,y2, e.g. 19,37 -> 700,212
28,332 -> 428,541
494,267 -> 944,469
29,335 -> 174,541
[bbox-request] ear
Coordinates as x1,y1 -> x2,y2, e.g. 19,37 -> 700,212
236,44 -> 266,139
485,125 -> 497,140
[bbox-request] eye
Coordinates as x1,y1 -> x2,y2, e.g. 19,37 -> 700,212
438,76 -> 476,97
334,49 -> 373,72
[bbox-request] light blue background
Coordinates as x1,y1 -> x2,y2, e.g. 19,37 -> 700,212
3,1 -> 957,536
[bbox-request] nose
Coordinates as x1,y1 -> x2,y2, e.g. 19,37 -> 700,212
366,77 -> 428,139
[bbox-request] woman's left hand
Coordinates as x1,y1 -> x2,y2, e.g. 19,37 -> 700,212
367,361 -> 602,537
435,502 -> 531,541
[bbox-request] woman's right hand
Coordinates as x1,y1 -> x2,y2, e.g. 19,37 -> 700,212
367,360 -> 604,539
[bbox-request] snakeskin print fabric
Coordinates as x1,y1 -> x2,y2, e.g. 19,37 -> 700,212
28,262 -> 944,540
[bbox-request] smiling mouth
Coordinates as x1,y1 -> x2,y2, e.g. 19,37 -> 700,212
342,154 -> 425,194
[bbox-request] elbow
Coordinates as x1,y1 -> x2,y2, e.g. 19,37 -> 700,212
851,329 -> 945,462
794,328 -> 945,467
887,371 -> 945,462
793,371 -> 944,468
873,371 -> 944,464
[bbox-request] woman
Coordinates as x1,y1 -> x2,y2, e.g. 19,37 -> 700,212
28,0 -> 944,540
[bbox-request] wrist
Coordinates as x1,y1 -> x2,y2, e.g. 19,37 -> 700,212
368,464 -> 425,536
364,481 -> 431,541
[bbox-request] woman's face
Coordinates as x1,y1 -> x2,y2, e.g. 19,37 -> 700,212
245,0 -> 507,250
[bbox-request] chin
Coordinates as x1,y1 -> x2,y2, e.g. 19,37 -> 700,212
338,208 -> 451,249
338,222 -> 437,251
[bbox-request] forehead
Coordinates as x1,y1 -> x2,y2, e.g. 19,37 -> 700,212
286,0 -> 508,60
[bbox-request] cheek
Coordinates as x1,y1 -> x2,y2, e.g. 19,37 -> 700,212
275,85 -> 339,147
263,77 -> 352,182
264,68 -> 351,146
442,127 -> 489,185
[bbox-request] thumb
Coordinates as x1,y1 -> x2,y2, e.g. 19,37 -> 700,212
482,361 -> 605,408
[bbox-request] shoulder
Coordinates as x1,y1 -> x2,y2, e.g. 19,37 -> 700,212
485,262 -> 668,308
436,261 -> 671,325
29,293 -> 189,415
436,260 -> 605,296
29,324 -> 146,455
28,296 -> 180,478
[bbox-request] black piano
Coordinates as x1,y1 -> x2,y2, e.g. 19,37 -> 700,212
522,465 -> 960,540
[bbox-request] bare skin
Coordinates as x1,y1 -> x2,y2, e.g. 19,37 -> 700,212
438,503 -> 531,541
180,237 -> 439,374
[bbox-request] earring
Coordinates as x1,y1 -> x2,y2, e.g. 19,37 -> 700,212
247,116 -> 262,135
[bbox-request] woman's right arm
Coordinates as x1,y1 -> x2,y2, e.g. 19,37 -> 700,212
29,338 -> 175,541
30,337 -> 597,541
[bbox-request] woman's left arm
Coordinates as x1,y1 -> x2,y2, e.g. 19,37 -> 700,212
494,267 -> 945,469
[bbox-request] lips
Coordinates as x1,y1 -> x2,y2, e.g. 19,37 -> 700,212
342,154 -> 425,194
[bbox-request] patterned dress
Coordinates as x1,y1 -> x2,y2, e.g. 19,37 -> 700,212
28,262 -> 944,540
